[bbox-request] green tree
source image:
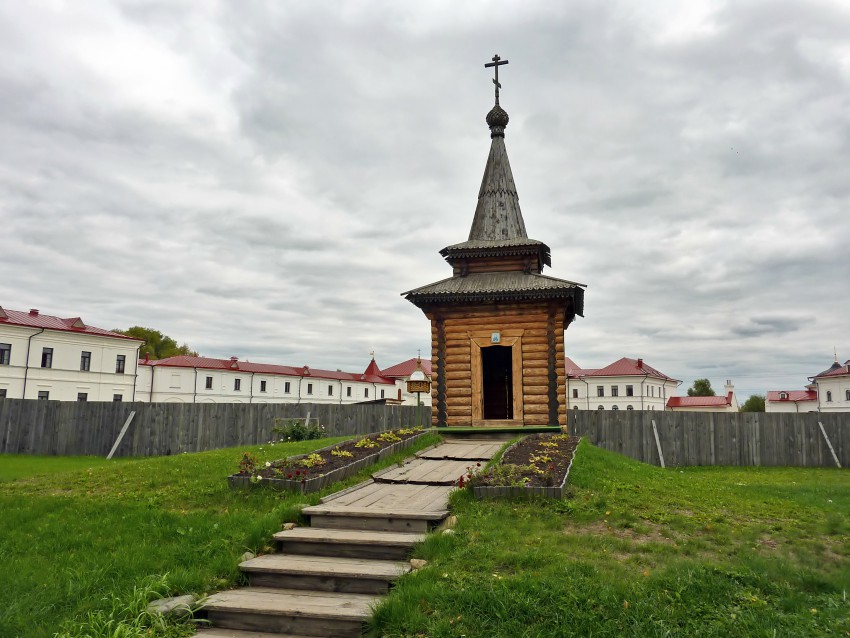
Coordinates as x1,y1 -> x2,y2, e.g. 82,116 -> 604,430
113,327 -> 198,360
740,395 -> 766,412
687,378 -> 716,397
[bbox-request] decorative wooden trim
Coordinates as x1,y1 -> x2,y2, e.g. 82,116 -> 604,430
436,318 -> 447,427
468,330 -> 524,424
547,304 -> 559,425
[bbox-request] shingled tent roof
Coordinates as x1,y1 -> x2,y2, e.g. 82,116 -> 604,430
404,97 -> 584,314
404,272 -> 584,310
440,103 -> 552,264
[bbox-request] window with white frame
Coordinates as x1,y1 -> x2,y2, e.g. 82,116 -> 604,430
307,383 -> 313,395
0,343 -> 10,365
205,376 -> 213,389
80,351 -> 91,372
260,380 -> 267,392
611,386 -> 619,397
284,381 -> 291,393
596,386 -> 604,397
597,405 -> 604,410
77,392 -> 88,401
113,394 -> 122,402
328,385 -> 333,396
41,348 -> 53,368
365,388 -> 369,398
572,389 -> 578,398
38,390 -> 49,400
612,405 -> 619,410
380,389 -> 385,399
116,354 -> 126,374
826,391 -> 832,402
234,378 -> 241,391
627,405 -> 634,410
626,385 -> 634,396
347,386 -> 352,397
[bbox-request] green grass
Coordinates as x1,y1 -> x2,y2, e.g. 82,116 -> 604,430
371,440 -> 850,637
0,432 -> 441,638
0,455 -> 126,481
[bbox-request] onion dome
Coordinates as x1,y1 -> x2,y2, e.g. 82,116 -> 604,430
486,104 -> 509,138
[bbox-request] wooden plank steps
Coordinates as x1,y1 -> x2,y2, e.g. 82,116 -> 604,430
373,458 -> 476,485
202,587 -> 378,638
303,483 -> 452,533
199,438 -> 508,637
239,554 -> 410,594
416,440 -> 504,461
274,527 -> 425,560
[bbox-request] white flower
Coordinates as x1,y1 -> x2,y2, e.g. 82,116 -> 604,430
265,461 -> 272,467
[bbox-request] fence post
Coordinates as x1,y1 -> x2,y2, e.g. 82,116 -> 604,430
818,421 -> 842,468
651,419 -> 666,468
107,411 -> 136,459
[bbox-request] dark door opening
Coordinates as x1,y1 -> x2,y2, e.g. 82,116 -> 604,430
482,345 -> 513,420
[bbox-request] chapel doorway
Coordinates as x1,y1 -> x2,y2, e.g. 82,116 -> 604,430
481,345 -> 513,420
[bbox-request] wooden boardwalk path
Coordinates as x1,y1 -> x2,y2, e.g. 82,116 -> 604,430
198,438 -> 501,637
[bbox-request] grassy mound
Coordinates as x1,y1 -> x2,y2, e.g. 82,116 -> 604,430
370,440 -> 850,637
0,433 -> 440,638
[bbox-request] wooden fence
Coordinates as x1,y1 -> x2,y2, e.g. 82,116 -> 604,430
569,410 -> 848,468
0,399 -> 424,458
1,399 -> 847,466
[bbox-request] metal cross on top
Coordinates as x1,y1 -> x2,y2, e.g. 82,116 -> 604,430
484,54 -> 509,105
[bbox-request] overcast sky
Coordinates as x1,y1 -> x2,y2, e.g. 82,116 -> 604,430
1,1 -> 848,400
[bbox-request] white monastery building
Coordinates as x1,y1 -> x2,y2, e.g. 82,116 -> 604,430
0,305 -> 432,406
665,381 -> 738,413
565,357 -> 681,411
0,306 -> 143,402
767,355 -> 850,413
136,355 -> 432,406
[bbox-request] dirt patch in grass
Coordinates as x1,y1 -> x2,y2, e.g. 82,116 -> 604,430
564,519 -> 679,546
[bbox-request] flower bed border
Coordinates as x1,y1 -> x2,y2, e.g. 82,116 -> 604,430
471,436 -> 578,500
227,431 -> 427,493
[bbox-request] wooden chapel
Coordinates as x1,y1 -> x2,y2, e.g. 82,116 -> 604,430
404,55 -> 586,428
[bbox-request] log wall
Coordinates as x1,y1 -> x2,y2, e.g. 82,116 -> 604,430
427,301 -> 569,428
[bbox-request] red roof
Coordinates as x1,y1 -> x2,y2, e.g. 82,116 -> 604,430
363,358 -> 383,378
766,390 -> 818,403
141,355 -> 394,385
583,357 -> 679,382
815,362 -> 850,378
0,306 -> 141,341
666,393 -> 733,408
564,357 -> 592,376
379,357 -> 433,378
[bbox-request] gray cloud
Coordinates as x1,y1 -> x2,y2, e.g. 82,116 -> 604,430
1,0 -> 848,400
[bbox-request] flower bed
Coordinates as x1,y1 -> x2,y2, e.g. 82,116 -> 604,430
469,433 -> 579,500
227,427 -> 425,493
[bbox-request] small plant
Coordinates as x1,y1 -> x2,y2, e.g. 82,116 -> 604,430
299,453 -> 326,468
377,431 -> 402,444
331,447 -> 354,458
272,418 -> 326,441
238,452 -> 257,475
467,463 -> 533,488
396,426 -> 422,436
355,437 -> 379,449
